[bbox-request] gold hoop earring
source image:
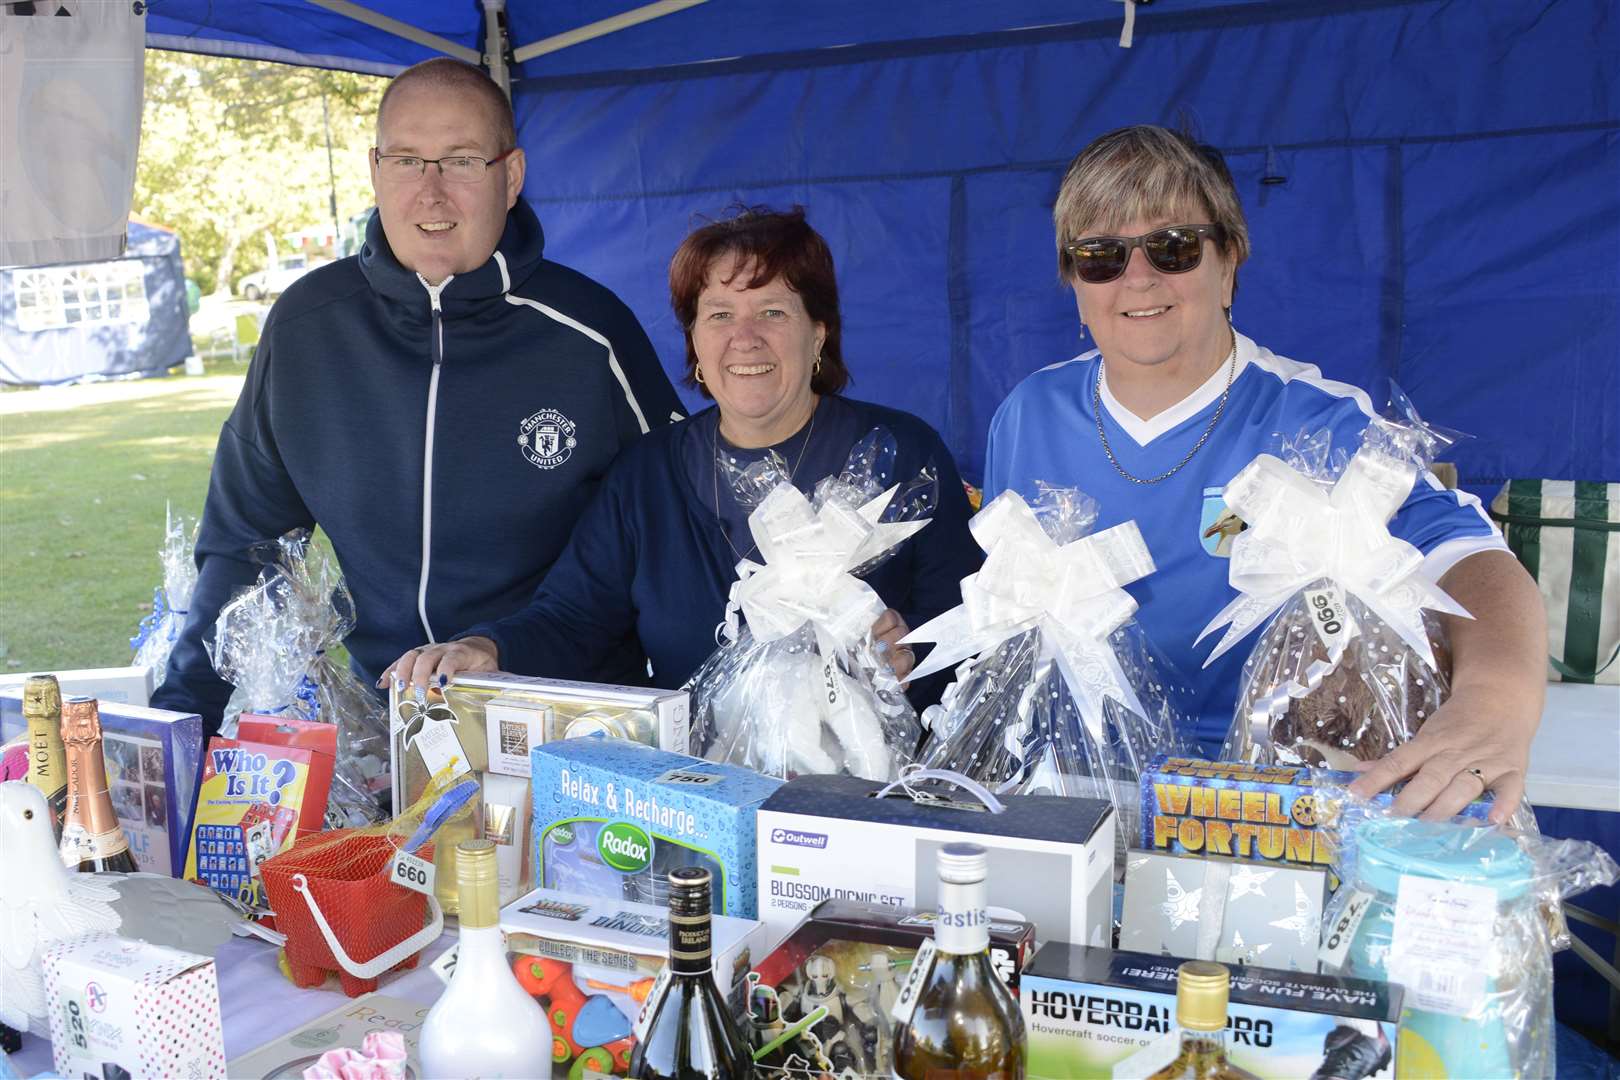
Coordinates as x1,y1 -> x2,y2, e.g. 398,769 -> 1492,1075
813,355 -> 822,376
694,365 -> 705,385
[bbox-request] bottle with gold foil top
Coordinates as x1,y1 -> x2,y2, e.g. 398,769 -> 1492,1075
419,839 -> 549,1079
1145,962 -> 1261,1080
57,696 -> 138,873
23,674 -> 69,839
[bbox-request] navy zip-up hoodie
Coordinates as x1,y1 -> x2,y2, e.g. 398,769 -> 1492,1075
153,200 -> 684,735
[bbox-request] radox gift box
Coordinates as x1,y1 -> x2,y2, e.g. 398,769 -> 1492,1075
1140,755 -> 1490,888
1,690 -> 202,876
530,736 -> 783,919
1020,944 -> 1401,1080
755,774 -> 1114,950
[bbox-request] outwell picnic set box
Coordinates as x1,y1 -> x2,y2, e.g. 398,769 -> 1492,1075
754,773 -> 1114,949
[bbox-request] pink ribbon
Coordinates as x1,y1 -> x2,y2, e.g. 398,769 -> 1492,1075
301,1032 -> 409,1080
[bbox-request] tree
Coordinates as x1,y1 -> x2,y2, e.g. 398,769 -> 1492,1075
134,52 -> 385,295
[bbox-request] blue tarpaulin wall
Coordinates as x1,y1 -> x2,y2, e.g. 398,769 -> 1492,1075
509,0 -> 1618,496
0,221 -> 192,386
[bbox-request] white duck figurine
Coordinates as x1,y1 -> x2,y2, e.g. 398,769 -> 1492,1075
0,781 -> 279,1039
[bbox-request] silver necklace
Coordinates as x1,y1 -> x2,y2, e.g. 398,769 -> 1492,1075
1093,333 -> 1238,485
712,403 -> 818,563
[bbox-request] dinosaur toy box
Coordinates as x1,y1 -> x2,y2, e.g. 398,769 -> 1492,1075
498,886 -> 765,1078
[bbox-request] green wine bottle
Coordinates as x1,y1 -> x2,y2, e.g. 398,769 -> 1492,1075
891,842 -> 1025,1079
628,866 -> 753,1079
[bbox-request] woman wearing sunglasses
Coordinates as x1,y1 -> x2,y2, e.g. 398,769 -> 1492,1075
982,125 -> 1544,823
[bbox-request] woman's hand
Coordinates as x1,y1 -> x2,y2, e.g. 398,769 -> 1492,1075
378,637 -> 500,694
871,608 -> 915,685
1347,682 -> 1533,823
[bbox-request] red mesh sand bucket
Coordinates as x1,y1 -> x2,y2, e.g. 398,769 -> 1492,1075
260,830 -> 442,997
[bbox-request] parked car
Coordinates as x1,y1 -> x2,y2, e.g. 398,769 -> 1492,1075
237,257 -> 328,301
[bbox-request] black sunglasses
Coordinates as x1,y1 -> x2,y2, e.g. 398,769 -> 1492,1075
1062,224 -> 1220,284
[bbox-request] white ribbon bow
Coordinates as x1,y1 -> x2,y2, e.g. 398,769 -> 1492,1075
1195,450 -> 1470,669
723,481 -> 928,650
902,490 -> 1157,740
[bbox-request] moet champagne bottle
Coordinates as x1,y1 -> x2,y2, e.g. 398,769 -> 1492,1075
57,696 -> 138,873
628,866 -> 753,1079
1145,962 -> 1261,1080
23,674 -> 68,839
419,839 -> 550,1079
892,842 -> 1025,1080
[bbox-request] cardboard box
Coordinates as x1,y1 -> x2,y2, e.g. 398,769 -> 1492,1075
755,774 -> 1115,950
184,734 -> 333,906
1140,755 -> 1490,888
497,885 -> 765,1076
228,993 -> 432,1079
1119,850 -> 1326,972
751,899 -> 1037,1079
531,736 -> 782,919
1,689 -> 201,876
44,935 -> 226,1080
0,666 -> 153,708
1020,944 -> 1400,1080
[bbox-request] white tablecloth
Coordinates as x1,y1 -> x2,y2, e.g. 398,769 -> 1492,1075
9,930 -> 458,1077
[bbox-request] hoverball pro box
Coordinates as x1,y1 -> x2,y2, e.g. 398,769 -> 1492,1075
530,736 -> 782,919
1020,943 -> 1401,1080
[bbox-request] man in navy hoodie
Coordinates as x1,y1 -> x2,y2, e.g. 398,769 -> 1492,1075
153,59 -> 684,736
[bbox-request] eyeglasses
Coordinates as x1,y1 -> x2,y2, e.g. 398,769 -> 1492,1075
1062,224 -> 1220,284
372,148 -> 515,184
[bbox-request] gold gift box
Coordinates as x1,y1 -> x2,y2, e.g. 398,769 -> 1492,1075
388,674 -> 690,913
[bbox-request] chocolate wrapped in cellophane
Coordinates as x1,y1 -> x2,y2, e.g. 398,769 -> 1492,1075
1204,398 -> 1471,770
688,429 -> 936,782
903,486 -> 1196,852
208,531 -> 389,826
129,505 -> 198,688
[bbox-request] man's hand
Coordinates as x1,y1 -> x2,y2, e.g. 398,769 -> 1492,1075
1347,549 -> 1544,824
378,637 -> 500,693
871,608 -> 915,685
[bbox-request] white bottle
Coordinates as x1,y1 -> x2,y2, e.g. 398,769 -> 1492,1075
420,838 -> 549,1079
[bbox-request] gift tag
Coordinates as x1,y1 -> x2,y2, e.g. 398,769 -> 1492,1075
1387,875 -> 1494,1015
388,848 -> 436,896
1318,888 -> 1375,971
632,965 -> 673,1041
411,714 -> 471,780
890,938 -> 937,1026
1304,585 -> 1356,651
430,943 -> 459,985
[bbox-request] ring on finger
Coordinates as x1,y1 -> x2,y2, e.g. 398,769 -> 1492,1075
1465,766 -> 1486,786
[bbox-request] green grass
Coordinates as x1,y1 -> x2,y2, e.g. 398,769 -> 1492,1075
0,364 -> 249,672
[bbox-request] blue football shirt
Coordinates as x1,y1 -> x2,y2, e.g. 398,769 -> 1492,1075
983,332 -> 1506,749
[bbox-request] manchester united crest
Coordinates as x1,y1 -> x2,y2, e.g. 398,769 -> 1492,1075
518,408 -> 577,470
